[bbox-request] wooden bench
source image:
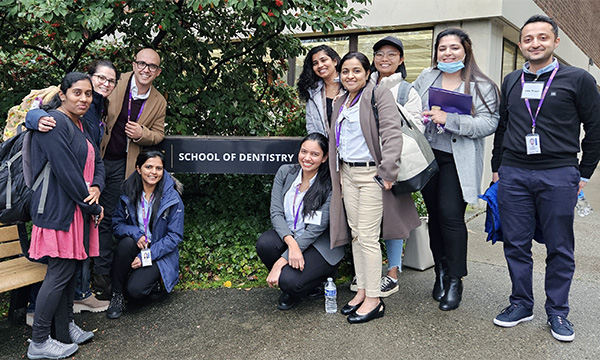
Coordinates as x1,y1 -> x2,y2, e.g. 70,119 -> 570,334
0,224 -> 47,324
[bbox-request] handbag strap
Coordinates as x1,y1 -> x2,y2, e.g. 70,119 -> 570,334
371,86 -> 410,134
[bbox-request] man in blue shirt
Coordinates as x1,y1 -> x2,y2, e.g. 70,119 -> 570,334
491,14 -> 600,342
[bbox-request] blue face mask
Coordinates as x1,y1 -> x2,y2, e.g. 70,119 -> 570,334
437,60 -> 465,74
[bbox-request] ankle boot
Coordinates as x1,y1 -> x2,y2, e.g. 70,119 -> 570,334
432,264 -> 447,301
439,277 -> 463,311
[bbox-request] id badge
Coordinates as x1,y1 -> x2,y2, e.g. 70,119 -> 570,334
141,248 -> 152,267
521,82 -> 544,99
526,133 -> 541,155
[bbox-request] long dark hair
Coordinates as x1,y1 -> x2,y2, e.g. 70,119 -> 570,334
297,45 -> 341,101
43,72 -> 92,110
87,59 -> 119,119
300,133 -> 331,218
121,150 -> 165,233
432,28 -> 499,113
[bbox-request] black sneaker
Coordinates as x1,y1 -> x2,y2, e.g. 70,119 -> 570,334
379,276 -> 399,297
547,315 -> 575,342
493,304 -> 534,327
106,293 -> 125,320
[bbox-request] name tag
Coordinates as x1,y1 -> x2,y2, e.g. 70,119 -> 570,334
521,82 -> 544,99
141,248 -> 152,267
305,211 -> 322,225
526,133 -> 541,155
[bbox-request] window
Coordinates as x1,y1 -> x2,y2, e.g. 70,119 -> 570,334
501,39 -> 526,82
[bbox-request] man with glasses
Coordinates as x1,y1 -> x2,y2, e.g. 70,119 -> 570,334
93,48 -> 166,299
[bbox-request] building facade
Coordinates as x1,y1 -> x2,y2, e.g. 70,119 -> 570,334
289,0 -> 600,188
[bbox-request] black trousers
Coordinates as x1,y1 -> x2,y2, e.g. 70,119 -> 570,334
32,258 -> 78,343
111,237 -> 161,299
421,150 -> 468,278
95,158 -> 126,276
256,230 -> 338,299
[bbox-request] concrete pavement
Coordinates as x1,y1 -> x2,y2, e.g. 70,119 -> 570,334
2,182 -> 600,359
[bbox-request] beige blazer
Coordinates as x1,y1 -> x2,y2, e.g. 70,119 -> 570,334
100,71 -> 166,177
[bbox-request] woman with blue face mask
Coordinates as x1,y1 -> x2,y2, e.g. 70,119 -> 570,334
413,28 -> 500,311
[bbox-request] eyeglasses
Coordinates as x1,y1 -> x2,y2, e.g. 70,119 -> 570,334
133,60 -> 160,72
93,74 -> 117,87
374,51 -> 400,60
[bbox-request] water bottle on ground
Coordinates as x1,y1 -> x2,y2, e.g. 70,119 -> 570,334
576,191 -> 593,217
324,277 -> 337,313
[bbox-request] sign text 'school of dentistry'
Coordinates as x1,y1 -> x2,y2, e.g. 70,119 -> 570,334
157,136 -> 303,174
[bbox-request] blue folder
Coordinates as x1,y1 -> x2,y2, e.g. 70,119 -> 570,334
428,86 -> 472,115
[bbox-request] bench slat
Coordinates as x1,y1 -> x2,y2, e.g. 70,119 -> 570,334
0,225 -> 19,244
0,257 -> 47,293
0,240 -> 22,258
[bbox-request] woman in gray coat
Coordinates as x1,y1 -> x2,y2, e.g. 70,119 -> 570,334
297,45 -> 344,137
413,28 -> 500,311
256,133 -> 344,310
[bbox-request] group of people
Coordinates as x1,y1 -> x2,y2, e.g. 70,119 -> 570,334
17,14 -> 600,359
24,49 -> 185,360
257,14 -> 600,344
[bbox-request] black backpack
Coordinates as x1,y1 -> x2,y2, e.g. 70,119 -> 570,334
0,123 -> 73,224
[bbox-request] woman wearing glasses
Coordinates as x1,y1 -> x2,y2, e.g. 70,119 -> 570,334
364,36 -> 424,297
24,59 -> 119,315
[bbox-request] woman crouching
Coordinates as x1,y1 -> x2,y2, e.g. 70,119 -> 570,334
256,133 -> 345,310
106,150 -> 184,319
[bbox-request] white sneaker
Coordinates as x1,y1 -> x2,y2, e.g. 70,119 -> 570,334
350,276 -> 358,292
68,321 -> 94,344
73,294 -> 109,313
27,336 -> 78,359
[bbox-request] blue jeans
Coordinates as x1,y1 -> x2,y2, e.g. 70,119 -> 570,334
384,239 -> 404,271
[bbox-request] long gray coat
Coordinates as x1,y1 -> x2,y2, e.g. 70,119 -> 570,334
413,68 -> 500,204
328,81 -> 421,248
270,164 -> 345,266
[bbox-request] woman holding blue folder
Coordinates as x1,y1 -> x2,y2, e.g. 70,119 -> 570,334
413,28 -> 499,311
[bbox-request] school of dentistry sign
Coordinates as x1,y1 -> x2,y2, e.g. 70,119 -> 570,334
157,136 -> 303,174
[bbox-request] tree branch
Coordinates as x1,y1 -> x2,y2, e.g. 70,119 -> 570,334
67,23 -> 117,72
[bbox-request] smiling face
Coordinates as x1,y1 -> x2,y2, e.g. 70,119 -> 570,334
340,58 -> 369,96
436,35 -> 465,64
132,49 -> 162,91
298,139 -> 327,176
374,44 -> 403,78
137,156 -> 164,189
59,79 -> 93,120
311,50 -> 338,81
91,65 -> 117,98
519,21 -> 560,68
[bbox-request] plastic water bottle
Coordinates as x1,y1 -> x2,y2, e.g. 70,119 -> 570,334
324,277 -> 337,313
576,191 -> 593,217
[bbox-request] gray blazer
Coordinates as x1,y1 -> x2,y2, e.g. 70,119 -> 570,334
305,81 -> 328,137
413,68 -> 500,204
270,164 -> 344,266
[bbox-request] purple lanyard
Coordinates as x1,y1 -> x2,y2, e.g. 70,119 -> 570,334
520,63 -> 559,131
335,89 -> 364,148
128,91 -> 147,123
140,193 -> 154,237
292,184 -> 304,233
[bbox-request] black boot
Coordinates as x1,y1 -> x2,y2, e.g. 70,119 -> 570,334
439,277 -> 463,311
432,264 -> 447,301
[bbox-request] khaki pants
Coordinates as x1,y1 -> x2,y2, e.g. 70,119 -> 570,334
341,163 -> 383,298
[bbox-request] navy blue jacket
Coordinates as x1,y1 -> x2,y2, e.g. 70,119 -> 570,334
26,90 -> 105,148
30,110 -> 104,231
112,172 -> 184,293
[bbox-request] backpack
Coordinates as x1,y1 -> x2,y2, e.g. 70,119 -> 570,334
0,119 -> 74,224
396,81 -> 413,107
2,86 -> 60,141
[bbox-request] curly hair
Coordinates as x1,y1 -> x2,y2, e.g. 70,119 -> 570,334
297,45 -> 341,101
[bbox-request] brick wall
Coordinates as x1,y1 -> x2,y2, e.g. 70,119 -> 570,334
534,0 -> 600,67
